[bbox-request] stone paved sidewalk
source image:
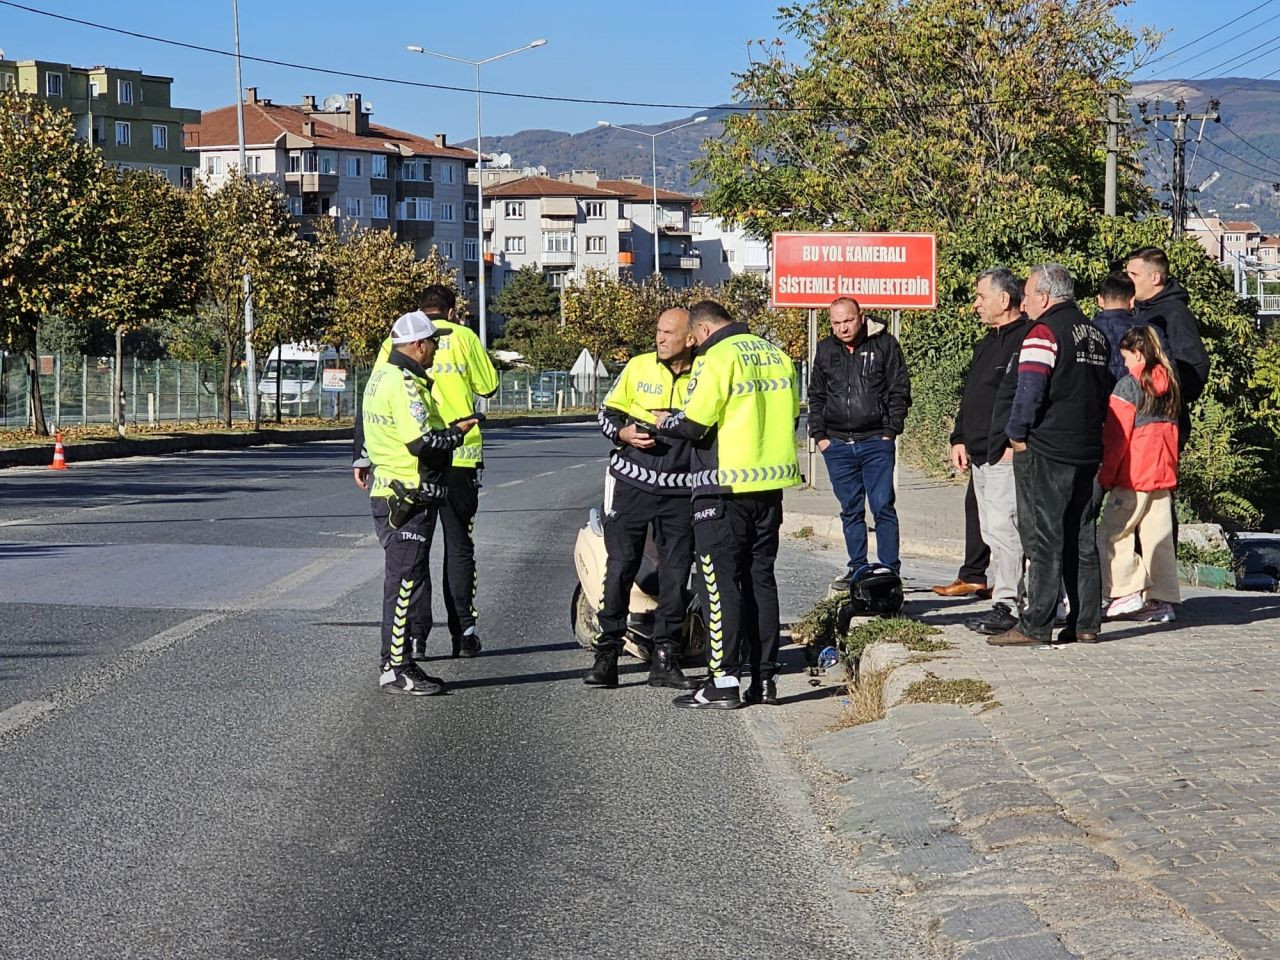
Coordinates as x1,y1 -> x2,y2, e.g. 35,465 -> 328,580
783,462 -> 1280,959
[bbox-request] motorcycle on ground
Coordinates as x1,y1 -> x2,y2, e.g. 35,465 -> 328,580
570,477 -> 708,662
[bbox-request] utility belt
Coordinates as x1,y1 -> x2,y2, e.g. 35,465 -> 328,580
374,473 -> 446,527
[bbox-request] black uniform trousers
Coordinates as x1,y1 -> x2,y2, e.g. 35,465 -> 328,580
371,497 -> 439,665
438,465 -> 481,641
690,490 -> 783,681
597,480 -> 694,652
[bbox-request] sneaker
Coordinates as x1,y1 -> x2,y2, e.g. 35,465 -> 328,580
1133,601 -> 1176,623
1054,597 -> 1071,627
969,603 -> 1019,636
454,630 -> 482,658
380,661 -> 446,696
830,571 -> 854,592
673,678 -> 744,710
1106,591 -> 1146,619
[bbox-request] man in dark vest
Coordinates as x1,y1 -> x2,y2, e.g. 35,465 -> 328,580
989,263 -> 1111,646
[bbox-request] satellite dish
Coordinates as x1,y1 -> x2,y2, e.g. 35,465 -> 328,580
321,94 -> 345,112
495,152 -> 512,169
537,165 -> 547,176
363,101 -> 375,114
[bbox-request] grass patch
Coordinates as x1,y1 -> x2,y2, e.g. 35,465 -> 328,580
839,616 -> 950,662
791,594 -> 847,647
903,676 -> 994,707
836,668 -> 889,728
792,525 -> 815,540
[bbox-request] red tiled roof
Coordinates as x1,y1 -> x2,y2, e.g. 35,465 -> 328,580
1222,220 -> 1261,232
484,176 -> 618,198
184,101 -> 476,160
597,178 -> 697,203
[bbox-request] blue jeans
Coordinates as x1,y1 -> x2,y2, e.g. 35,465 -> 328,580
822,437 -> 899,574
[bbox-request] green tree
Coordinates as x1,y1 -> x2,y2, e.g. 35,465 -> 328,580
189,172 -> 326,426
0,89 -> 112,433
315,218 -> 465,364
491,265 -> 563,364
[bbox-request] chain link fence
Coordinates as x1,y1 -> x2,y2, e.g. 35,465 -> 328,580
0,353 -> 616,430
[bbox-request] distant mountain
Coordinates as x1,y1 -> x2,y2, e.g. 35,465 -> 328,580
472,82 -> 1280,232
461,108 -> 733,194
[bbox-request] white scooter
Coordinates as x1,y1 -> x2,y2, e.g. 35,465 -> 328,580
570,475 -> 708,662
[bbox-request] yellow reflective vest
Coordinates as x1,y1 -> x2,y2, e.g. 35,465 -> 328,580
361,351 -> 466,501
660,322 -> 801,496
599,351 -> 694,495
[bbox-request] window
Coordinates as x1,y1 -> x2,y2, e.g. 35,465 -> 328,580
439,161 -> 456,184
88,80 -> 99,98
401,159 -> 427,182
152,124 -> 168,150
371,154 -> 388,179
546,270 -> 571,289
586,235 -> 606,254
303,151 -> 318,173
401,197 -> 431,221
543,231 -> 575,253
205,155 -> 222,176
345,197 -> 363,218
46,72 -> 63,97
288,196 -> 303,215
585,201 -> 605,219
118,79 -> 133,104
722,249 -> 735,263
287,152 -> 302,173
465,201 -> 479,222
115,121 -> 131,146
244,154 -> 262,174
504,201 -> 525,219
318,153 -> 337,175
438,202 -> 455,222
464,238 -> 479,261
504,236 -> 525,254
345,155 -> 362,178
438,240 -> 455,259
371,194 -> 388,219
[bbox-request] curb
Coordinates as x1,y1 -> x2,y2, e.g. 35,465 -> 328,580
0,414 -> 595,469
782,509 -> 965,563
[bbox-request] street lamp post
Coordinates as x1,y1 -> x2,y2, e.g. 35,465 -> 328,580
406,40 -> 547,348
232,0 -> 257,427
597,116 -> 706,281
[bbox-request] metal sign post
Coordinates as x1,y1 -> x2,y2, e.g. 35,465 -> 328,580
806,307 -> 819,489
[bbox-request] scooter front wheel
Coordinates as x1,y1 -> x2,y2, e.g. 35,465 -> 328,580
571,585 -> 601,650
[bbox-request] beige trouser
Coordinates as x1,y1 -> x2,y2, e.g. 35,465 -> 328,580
1099,488 -> 1180,603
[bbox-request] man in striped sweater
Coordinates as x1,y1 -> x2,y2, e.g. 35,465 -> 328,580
989,264 -> 1111,647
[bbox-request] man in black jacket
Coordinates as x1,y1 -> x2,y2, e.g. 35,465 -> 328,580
1127,247 -> 1210,447
951,268 -> 1031,636
990,264 -> 1111,647
808,297 -> 912,586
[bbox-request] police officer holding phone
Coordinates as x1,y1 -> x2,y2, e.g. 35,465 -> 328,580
355,311 -> 479,696
585,307 -> 699,691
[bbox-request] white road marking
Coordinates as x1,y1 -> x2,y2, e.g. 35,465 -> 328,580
496,479 -> 525,488
0,699 -> 57,738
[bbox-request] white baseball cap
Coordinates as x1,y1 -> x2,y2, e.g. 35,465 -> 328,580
390,310 -> 441,344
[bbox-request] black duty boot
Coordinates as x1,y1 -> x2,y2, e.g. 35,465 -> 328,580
649,645 -> 698,690
742,677 -> 779,706
583,647 -> 620,688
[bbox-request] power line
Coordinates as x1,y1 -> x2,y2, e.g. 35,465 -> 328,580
1200,135 -> 1280,179
1219,119 -> 1280,163
1139,0 -> 1277,70
1138,5 -> 1280,77
0,0 -> 1060,116
1186,31 -> 1280,81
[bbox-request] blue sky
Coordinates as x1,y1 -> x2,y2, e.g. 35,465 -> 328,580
0,1 -> 1268,138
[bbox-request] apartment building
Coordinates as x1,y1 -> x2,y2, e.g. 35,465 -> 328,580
591,176 -> 701,287
1,56 -> 199,186
184,89 -> 478,285
690,211 -> 770,286
1187,215 -> 1262,265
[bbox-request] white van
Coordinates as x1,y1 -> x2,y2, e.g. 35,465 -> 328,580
257,343 -> 346,417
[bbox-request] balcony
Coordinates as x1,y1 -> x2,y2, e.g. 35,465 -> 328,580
541,250 -> 576,266
285,171 -> 339,194
618,251 -> 634,266
482,215 -> 494,232
617,218 -> 632,232
1260,295 -> 1280,315
659,253 -> 701,270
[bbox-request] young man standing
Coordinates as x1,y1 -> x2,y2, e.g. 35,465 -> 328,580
807,297 -> 912,587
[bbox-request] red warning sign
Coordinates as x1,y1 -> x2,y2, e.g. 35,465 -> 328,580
772,232 -> 937,310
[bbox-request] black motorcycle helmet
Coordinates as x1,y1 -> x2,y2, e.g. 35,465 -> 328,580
846,562 -> 904,618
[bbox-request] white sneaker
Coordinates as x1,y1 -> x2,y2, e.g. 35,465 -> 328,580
1106,591 -> 1146,619
1134,601 -> 1176,623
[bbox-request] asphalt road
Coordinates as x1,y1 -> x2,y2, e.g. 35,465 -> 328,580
0,425 -> 939,960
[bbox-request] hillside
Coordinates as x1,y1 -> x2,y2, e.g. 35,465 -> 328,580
474,80 -> 1280,232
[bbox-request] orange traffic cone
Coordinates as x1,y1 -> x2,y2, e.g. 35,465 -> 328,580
50,432 -> 68,470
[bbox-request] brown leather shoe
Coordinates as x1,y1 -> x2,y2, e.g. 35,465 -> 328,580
933,579 -> 990,598
1076,632 -> 1100,643
987,627 -> 1042,646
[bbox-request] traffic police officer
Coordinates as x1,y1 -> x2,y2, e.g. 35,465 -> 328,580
354,286 -> 498,660
658,300 -> 801,709
585,307 -> 700,691
356,311 -> 478,696
417,284 -> 498,658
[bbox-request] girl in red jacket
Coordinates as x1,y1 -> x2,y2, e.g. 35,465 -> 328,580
1099,325 -> 1182,623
